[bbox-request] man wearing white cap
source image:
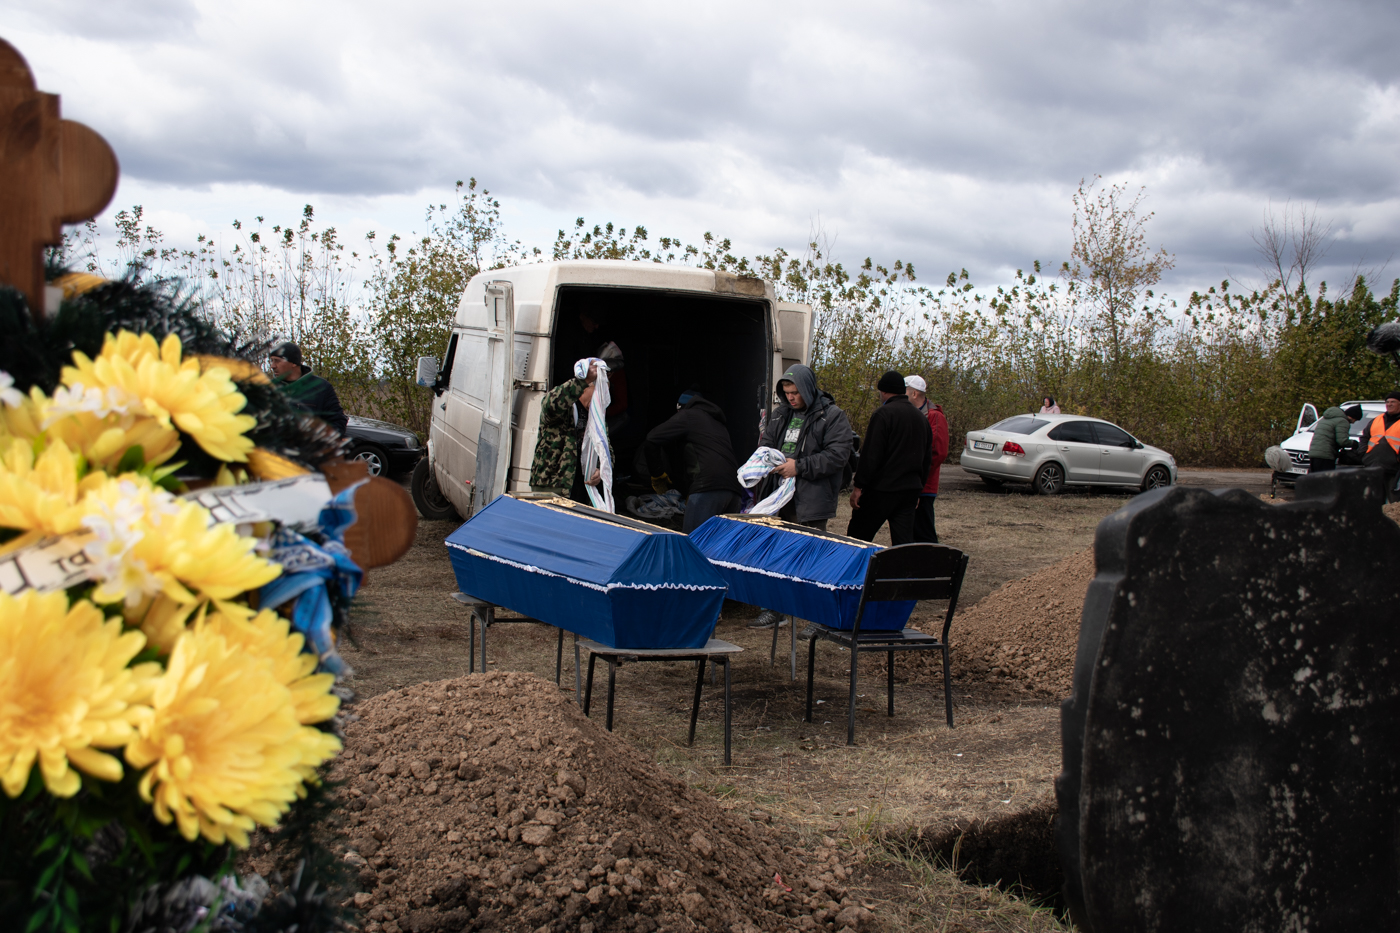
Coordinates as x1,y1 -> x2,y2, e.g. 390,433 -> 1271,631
905,375 -> 949,543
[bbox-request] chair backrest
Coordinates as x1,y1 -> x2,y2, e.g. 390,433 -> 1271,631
852,543 -> 969,638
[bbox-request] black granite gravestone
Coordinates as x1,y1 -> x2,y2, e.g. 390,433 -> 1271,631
1058,468 -> 1400,931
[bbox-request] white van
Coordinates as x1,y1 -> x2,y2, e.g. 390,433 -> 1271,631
409,260 -> 813,521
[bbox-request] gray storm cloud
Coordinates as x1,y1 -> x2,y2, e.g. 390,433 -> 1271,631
6,0 -> 1399,291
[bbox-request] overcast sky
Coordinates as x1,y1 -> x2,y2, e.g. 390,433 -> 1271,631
8,0 -> 1400,296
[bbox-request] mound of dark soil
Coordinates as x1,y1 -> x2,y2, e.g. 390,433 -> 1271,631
906,548 -> 1094,699
321,672 -> 876,933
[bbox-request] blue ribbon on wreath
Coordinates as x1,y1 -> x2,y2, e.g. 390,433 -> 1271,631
257,482 -> 364,676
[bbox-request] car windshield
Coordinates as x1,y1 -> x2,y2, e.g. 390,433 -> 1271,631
990,415 -> 1050,436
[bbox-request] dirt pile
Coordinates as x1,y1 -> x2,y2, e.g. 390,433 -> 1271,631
906,548 -> 1095,699
328,671 -> 875,933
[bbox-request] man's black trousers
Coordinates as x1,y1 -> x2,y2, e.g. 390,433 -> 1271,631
913,493 -> 938,543
846,489 -> 918,545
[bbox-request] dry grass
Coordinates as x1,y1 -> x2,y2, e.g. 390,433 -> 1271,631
340,486 -> 1125,931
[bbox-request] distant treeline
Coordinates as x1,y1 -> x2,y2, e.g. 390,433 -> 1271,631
811,267 -> 1400,467
56,180 -> 1399,467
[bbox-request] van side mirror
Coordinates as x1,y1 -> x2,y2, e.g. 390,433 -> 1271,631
415,356 -> 440,389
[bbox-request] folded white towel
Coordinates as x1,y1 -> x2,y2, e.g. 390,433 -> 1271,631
737,446 -> 793,516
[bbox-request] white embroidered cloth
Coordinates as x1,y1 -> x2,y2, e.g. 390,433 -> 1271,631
737,446 -> 793,516
574,357 -> 614,513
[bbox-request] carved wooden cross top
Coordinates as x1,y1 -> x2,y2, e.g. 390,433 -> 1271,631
0,38 -> 118,316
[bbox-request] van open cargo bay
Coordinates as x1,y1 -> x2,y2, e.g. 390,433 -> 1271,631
414,261 -> 813,521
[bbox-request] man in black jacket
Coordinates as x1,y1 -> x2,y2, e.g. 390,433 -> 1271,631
643,390 -> 744,533
847,371 -> 932,544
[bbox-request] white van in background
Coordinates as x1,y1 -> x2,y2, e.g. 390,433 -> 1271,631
409,260 -> 813,521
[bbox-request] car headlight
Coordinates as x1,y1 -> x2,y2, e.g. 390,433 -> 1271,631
403,433 -> 422,449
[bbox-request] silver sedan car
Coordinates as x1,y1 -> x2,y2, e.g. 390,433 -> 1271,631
960,413 -> 1177,494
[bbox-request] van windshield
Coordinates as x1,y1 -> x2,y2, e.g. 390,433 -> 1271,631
550,285 -> 771,498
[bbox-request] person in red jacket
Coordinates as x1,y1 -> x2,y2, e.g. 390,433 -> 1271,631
905,375 -> 949,543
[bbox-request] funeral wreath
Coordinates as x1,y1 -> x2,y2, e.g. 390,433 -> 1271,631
0,273 -> 366,933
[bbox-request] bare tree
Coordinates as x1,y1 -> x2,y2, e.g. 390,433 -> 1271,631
1251,200 -> 1333,310
1061,176 -> 1175,367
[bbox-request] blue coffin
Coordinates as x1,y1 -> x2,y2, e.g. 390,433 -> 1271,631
445,495 -> 728,649
688,515 -> 915,631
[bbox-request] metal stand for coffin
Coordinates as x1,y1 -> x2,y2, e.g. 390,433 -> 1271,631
690,514 -> 919,683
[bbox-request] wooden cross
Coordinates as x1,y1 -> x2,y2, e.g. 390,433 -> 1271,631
0,38 -> 118,317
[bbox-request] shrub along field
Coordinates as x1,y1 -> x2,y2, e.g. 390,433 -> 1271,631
57,180 -> 1400,467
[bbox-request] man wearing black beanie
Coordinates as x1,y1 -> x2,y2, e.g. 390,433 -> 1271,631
847,371 -> 932,544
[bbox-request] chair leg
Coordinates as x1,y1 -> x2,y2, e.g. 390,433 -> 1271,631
804,635 -> 818,723
583,652 -> 597,716
723,658 -> 732,767
847,647 -> 859,746
887,649 -> 895,717
689,658 -> 705,746
942,644 -> 954,728
606,659 -> 617,732
770,615 -> 779,667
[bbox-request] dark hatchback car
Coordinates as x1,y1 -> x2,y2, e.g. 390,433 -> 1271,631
346,415 -> 423,478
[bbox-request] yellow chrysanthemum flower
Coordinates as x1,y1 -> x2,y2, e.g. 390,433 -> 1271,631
125,624 -> 341,847
0,591 -> 158,798
79,476 -> 281,609
53,331 -> 257,466
129,594 -> 199,656
0,386 -> 47,444
203,610 -> 340,726
0,437 -> 105,537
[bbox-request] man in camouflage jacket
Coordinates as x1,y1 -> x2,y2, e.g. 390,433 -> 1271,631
529,367 -> 597,494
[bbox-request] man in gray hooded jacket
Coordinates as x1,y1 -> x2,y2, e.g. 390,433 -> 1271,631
748,364 -> 853,628
1307,405 -> 1359,472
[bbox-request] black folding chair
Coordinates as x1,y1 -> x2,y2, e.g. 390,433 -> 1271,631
804,543 -> 969,745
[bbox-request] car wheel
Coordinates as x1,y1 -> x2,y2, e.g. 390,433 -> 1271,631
1141,465 -> 1172,493
411,458 -> 459,521
349,442 -> 391,477
1033,462 -> 1065,496
980,476 -> 1005,490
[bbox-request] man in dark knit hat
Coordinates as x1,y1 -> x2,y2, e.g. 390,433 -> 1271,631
847,371 -> 932,544
269,341 -> 348,435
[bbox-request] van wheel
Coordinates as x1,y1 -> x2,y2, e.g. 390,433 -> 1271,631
1141,465 -> 1172,493
412,459 -> 459,521
1033,462 -> 1064,496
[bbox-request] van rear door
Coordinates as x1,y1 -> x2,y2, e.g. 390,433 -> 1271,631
776,301 -> 814,370
473,281 -> 516,512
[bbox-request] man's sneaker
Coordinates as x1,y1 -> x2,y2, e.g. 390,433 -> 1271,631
747,610 -> 788,629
